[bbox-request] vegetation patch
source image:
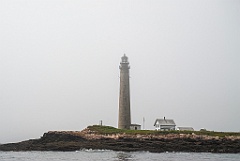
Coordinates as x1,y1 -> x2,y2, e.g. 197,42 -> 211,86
87,125 -> 240,137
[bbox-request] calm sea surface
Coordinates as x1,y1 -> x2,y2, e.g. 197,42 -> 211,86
0,150 -> 240,161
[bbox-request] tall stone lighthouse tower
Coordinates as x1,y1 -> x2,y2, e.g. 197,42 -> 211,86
118,54 -> 131,129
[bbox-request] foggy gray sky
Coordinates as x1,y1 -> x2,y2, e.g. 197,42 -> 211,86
1,0 -> 240,143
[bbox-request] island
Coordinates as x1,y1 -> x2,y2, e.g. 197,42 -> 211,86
1,125 -> 240,153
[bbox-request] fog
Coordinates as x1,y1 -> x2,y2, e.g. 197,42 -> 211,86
0,0 -> 240,143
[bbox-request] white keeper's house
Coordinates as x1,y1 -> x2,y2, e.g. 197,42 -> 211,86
154,117 -> 176,131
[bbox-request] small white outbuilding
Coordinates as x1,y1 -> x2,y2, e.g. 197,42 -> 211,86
130,124 -> 141,130
177,127 -> 194,131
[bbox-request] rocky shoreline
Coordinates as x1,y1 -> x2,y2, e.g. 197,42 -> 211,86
1,127 -> 240,153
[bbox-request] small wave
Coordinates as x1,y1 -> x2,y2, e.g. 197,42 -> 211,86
78,148 -> 113,153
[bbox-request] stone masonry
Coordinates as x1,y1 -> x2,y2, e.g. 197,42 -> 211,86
118,54 -> 131,129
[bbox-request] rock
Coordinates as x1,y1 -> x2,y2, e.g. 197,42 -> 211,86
0,129 -> 240,153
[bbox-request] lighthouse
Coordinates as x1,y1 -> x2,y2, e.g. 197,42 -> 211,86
118,54 -> 131,129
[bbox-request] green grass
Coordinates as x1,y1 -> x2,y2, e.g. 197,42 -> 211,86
87,125 -> 240,137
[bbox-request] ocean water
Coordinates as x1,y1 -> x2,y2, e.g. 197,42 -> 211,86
0,150 -> 240,161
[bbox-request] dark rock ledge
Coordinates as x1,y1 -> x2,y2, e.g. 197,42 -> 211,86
1,128 -> 240,153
